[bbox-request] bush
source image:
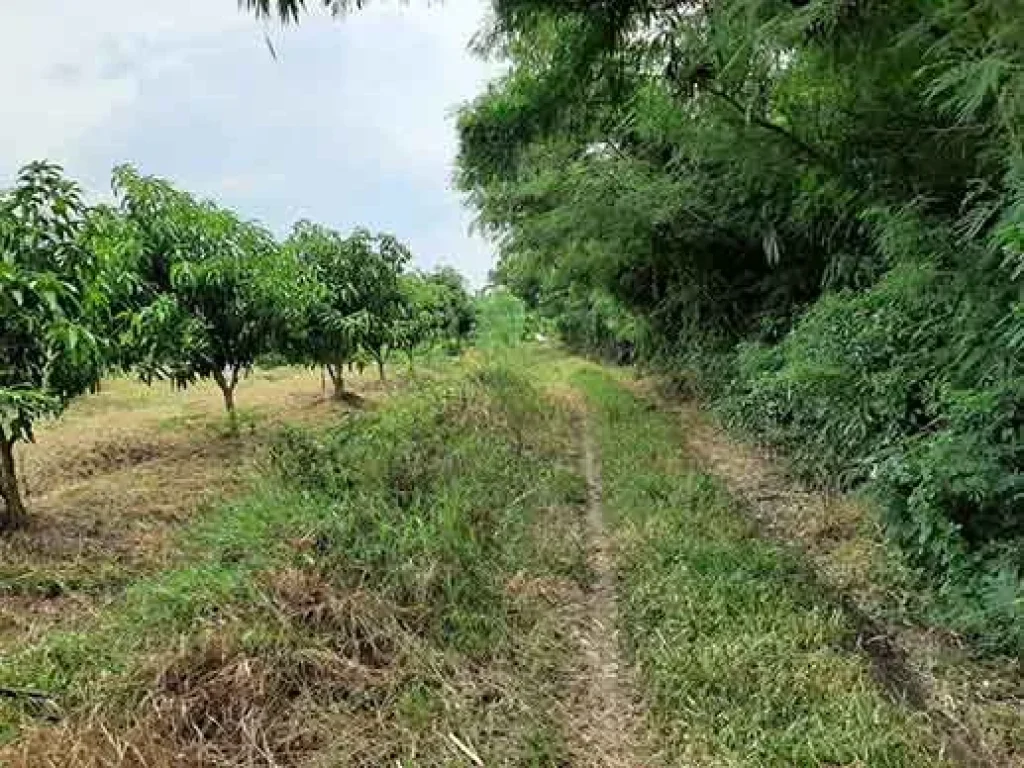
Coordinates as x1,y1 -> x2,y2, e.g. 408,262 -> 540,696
721,263 -> 953,489
719,256 -> 1022,653
269,365 -> 572,651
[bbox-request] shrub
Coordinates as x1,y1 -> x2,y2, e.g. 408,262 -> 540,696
720,256 -> 1022,652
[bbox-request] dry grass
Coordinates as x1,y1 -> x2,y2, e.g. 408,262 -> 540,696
5,571 -> 406,767
0,368 -> 383,653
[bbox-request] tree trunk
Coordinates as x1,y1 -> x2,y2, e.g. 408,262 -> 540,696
327,363 -> 345,400
0,434 -> 26,532
213,367 -> 239,435
377,357 -> 386,382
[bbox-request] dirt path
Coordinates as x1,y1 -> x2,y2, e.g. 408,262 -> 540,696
566,415 -> 651,767
651,393 -> 1022,768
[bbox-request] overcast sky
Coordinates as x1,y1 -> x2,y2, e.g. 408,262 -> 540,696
0,0 -> 501,285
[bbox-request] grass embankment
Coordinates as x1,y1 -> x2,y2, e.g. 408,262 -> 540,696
0,362 -> 588,766
574,368 -> 954,768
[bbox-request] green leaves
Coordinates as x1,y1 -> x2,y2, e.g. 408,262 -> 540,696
0,162 -> 102,443
460,0 -> 1024,650
281,221 -> 413,376
110,166 -> 289,397
394,269 -> 476,358
0,388 -> 62,446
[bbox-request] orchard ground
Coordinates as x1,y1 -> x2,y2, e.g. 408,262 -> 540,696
0,366 -> 393,656
0,347 -> 1018,766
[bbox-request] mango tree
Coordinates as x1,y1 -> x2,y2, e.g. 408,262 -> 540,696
282,221 -> 371,398
393,273 -> 438,367
111,165 -> 287,431
351,230 -> 410,381
425,267 -> 475,353
394,268 -> 476,367
0,163 -> 108,529
78,204 -> 151,378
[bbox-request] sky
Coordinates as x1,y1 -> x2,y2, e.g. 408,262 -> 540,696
0,0 -> 502,286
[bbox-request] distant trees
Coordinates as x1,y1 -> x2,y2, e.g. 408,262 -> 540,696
0,160 -> 474,527
475,290 -> 526,350
425,267 -> 475,353
396,268 -> 476,365
282,222 -> 474,392
282,221 -> 371,398
348,231 -> 410,382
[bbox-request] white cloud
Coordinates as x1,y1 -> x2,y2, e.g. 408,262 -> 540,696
0,0 -> 251,167
0,0 -> 499,285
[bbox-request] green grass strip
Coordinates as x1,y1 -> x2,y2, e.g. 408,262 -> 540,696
574,369 -> 951,767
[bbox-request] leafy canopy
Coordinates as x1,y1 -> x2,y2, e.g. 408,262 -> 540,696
0,162 -> 106,445
395,268 -> 476,359
455,0 -> 1024,651
281,221 -> 410,386
110,165 -> 291,405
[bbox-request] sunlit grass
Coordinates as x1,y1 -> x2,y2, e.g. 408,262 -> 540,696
0,360 -> 585,766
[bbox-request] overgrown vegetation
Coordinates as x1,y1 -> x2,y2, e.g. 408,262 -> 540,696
6,1 -> 1019,761
454,0 -> 1024,652
0,362 -> 587,765
577,368 -> 953,767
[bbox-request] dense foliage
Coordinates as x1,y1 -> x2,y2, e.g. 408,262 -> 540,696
0,161 -> 474,525
109,166 -> 291,425
283,222 -> 391,396
396,268 -> 477,362
0,163 -> 106,528
455,0 -> 1023,650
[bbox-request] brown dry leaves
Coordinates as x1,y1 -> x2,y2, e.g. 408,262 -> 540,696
6,569 -> 407,768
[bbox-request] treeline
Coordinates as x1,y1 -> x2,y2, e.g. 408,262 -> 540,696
456,1 -> 1023,651
0,161 -> 474,530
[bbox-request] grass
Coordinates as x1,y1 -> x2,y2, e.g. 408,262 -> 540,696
641,374 -> 1023,765
0,346 -> 986,766
0,359 -> 589,766
573,367 -> 953,767
0,367 -> 383,653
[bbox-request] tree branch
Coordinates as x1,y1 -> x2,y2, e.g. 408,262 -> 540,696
705,86 -> 839,171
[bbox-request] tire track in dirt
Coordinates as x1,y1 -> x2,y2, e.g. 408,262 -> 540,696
566,414 -> 652,767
